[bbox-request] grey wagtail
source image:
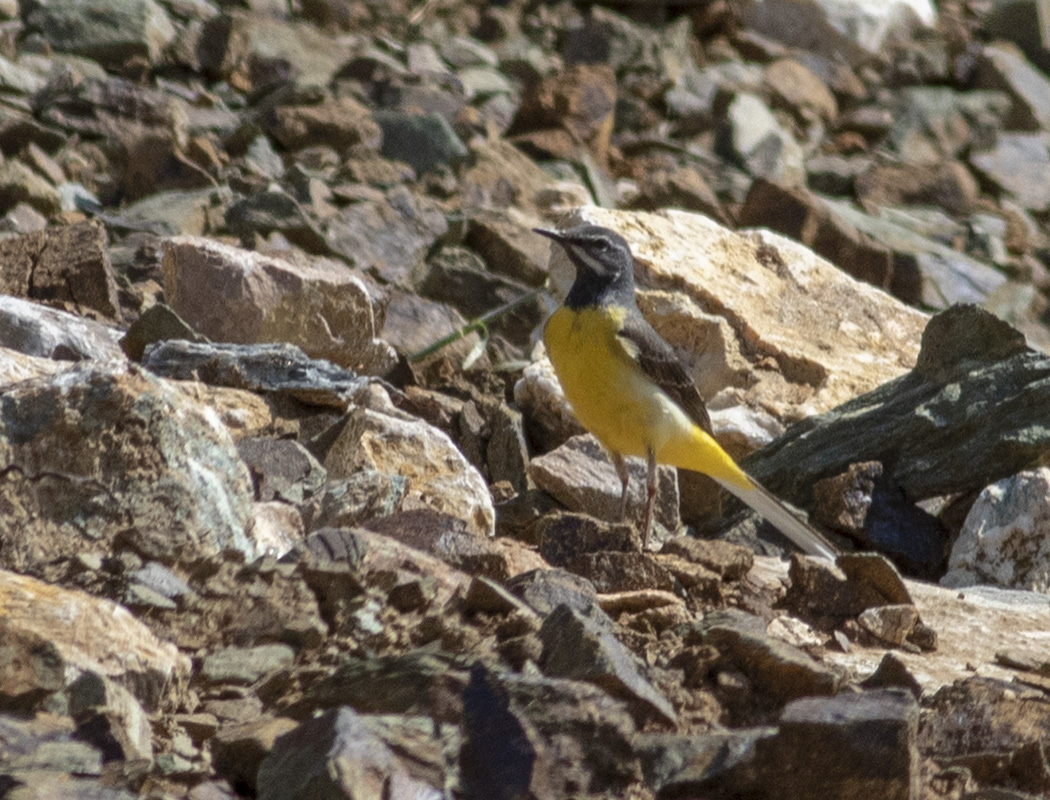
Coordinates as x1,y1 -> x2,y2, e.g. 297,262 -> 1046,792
536,224 -> 838,559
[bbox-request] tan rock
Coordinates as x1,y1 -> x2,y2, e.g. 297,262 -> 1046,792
0,346 -> 68,388
0,569 -> 189,711
325,386 -> 495,537
162,237 -> 386,373
251,501 -> 305,558
168,381 -> 274,441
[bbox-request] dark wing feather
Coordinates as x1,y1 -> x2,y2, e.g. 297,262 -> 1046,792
617,310 -> 714,436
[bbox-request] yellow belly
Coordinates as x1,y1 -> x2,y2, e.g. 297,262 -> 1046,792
543,306 -> 750,488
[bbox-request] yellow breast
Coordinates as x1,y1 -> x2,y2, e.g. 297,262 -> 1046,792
543,305 -> 751,488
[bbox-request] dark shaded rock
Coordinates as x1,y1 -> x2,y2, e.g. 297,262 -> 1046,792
212,716 -> 299,795
224,190 -> 330,254
568,551 -> 677,594
459,664 -> 536,800
975,43 -> 1050,132
119,303 -> 207,362
786,552 -> 911,620
260,93 -> 381,154
237,437 -> 327,504
142,340 -> 368,408
860,653 -> 923,699
539,604 -> 676,726
761,689 -> 920,800
537,512 -> 639,568
0,221 -> 119,320
419,245 -> 545,347
0,623 -> 64,712
464,209 -> 550,286
67,671 -> 152,763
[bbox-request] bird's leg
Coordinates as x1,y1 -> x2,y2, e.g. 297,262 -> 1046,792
642,449 -> 657,551
612,453 -> 630,520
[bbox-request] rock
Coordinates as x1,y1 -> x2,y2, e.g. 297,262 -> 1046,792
765,58 -> 838,124
299,471 -> 407,531
67,671 -> 153,762
0,295 -> 124,362
25,0 -> 176,66
162,236 -> 387,373
702,618 -> 840,705
0,221 -> 119,319
212,716 -> 299,795
0,159 -> 60,217
237,437 -> 327,504
459,664 -> 536,800
654,728 -> 778,798
0,569 -> 188,711
464,208 -> 551,286
0,622 -> 65,711
858,604 -> 920,646
539,604 -> 677,726
823,196 -> 1008,308
970,133 -> 1050,213
505,568 -> 602,619
508,64 -> 617,165
200,644 -> 296,686
942,468 -> 1050,592
119,302 -> 207,362
0,361 -> 257,566
661,536 -> 754,580
141,340 -> 368,408
528,434 -> 680,535
0,346 -> 76,387
323,387 -> 495,537
223,190 -> 329,254
745,306 -> 1050,518
719,92 -> 805,185
855,160 -> 979,217
262,93 -> 382,155
762,689 -> 920,800
976,42 -> 1050,132
0,714 -> 110,794
375,110 -> 468,174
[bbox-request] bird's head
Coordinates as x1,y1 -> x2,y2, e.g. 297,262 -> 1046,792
534,224 -> 636,305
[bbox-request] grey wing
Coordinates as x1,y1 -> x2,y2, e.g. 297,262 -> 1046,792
617,312 -> 714,436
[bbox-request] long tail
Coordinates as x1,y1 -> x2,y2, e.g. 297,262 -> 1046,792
718,477 -> 839,560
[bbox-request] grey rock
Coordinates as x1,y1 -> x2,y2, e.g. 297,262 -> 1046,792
506,567 -> 602,620
119,302 -> 207,363
0,296 -> 124,362
371,109 -> 466,174
299,471 -> 407,531
539,604 -> 677,725
653,728 -> 777,797
224,190 -> 329,254
129,561 -> 193,602
976,43 -> 1050,132
141,340 -> 368,408
323,187 -> 449,286
0,713 -> 104,782
825,196 -> 1007,308
970,133 -> 1050,212
0,625 -> 64,712
0,160 -> 61,217
24,0 -> 176,66
200,644 -> 296,686
720,92 -> 805,185
237,437 -> 327,504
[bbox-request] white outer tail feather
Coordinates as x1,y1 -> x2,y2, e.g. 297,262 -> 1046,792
717,478 -> 838,560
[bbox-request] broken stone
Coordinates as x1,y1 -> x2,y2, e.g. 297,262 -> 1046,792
539,604 -> 676,726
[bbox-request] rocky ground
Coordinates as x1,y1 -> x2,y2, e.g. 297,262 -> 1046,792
2,0 -> 1050,798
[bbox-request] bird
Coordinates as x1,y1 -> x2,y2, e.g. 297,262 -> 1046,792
536,223 -> 838,560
